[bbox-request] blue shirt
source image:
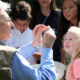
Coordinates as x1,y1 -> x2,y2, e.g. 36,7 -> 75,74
10,42 -> 56,80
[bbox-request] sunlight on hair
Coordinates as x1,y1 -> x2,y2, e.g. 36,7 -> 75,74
0,1 -> 10,10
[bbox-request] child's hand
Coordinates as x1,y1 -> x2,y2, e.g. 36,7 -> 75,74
32,24 -> 46,48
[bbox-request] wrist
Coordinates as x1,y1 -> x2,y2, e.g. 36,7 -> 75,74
32,41 -> 38,48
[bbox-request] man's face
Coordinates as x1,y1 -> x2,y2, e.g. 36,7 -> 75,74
12,19 -> 30,33
0,9 -> 14,40
0,20 -> 11,40
3,22 -> 11,39
0,9 -> 14,29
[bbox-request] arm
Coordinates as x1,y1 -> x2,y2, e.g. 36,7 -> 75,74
32,43 -> 42,60
17,41 -> 38,59
17,25 -> 46,59
10,25 -> 56,80
10,48 -> 56,80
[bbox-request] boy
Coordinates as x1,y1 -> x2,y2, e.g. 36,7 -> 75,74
6,1 -> 40,65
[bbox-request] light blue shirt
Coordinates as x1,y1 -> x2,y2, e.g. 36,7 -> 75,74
10,42 -> 56,80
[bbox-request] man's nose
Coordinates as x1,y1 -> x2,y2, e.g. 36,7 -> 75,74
10,21 -> 14,29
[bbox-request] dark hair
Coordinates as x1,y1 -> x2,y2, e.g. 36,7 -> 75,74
29,0 -> 57,30
10,1 -> 32,21
58,0 -> 80,47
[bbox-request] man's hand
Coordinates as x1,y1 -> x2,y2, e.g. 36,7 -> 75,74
42,26 -> 56,48
32,24 -> 46,48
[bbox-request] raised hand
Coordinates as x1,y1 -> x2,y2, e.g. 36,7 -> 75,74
42,26 -> 56,48
32,24 -> 46,48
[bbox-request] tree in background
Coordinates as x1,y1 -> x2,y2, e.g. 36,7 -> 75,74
1,0 -> 61,9
56,0 -> 61,9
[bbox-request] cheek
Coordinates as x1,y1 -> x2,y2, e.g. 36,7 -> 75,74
24,25 -> 29,29
15,25 -> 20,29
71,8 -> 78,15
63,42 -> 66,48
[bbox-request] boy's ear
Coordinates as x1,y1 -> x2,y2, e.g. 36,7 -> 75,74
30,17 -> 32,21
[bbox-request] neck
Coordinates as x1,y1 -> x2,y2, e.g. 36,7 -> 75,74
41,6 -> 51,16
70,18 -> 78,26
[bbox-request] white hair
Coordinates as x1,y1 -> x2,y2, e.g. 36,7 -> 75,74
0,1 -> 10,10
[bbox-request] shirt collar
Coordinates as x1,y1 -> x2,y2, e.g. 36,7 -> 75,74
0,40 -> 8,46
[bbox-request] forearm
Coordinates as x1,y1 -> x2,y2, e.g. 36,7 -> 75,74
17,42 -> 38,59
40,48 -> 56,80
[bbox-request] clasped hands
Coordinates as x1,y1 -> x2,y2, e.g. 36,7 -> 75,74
32,24 -> 56,49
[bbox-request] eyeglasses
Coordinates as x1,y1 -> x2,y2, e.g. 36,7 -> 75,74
0,16 -> 14,29
0,17 -> 11,22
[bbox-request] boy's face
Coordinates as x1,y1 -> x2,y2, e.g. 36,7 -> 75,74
12,19 -> 30,33
63,32 -> 77,57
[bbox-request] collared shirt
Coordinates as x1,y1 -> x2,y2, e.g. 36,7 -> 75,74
0,40 -> 8,46
10,43 -> 56,80
6,27 -> 37,65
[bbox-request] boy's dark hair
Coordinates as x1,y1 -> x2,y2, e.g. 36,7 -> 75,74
58,0 -> 80,47
29,0 -> 57,30
10,1 -> 32,21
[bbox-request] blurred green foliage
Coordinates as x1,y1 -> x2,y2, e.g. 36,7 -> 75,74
65,53 -> 71,67
1,0 -> 61,9
56,0 -> 61,9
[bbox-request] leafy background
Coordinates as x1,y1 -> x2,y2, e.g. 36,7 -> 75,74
1,0 -> 61,9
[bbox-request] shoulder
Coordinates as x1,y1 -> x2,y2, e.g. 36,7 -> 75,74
25,27 -> 32,35
51,10 -> 61,19
73,58 -> 80,78
28,27 -> 32,32
73,58 -> 80,66
0,45 -> 16,52
73,58 -> 80,71
54,9 -> 61,15
73,58 -> 80,67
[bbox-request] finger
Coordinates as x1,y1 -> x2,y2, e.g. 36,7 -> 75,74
41,27 -> 47,33
32,24 -> 46,35
37,27 -> 42,36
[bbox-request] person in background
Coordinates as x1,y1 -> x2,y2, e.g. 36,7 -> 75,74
63,27 -> 80,80
6,1 -> 41,65
30,0 -> 61,63
58,0 -> 80,64
0,8 -> 56,80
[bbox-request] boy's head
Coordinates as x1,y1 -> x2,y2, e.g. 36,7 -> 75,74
10,1 -> 32,33
63,26 -> 80,58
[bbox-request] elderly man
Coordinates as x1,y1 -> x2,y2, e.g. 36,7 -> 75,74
0,8 -> 56,80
